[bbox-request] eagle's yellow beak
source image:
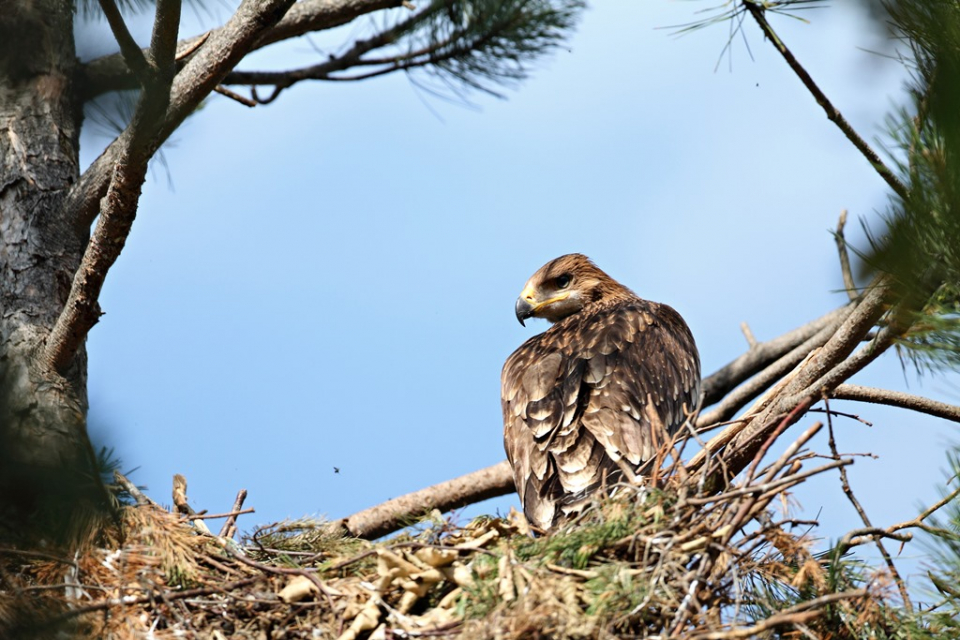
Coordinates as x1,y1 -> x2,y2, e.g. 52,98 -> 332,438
515,285 -> 570,326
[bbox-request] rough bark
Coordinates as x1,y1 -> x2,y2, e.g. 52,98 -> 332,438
0,0 -> 104,540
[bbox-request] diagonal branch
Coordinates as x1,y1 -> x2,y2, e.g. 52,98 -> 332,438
700,305 -> 851,407
79,0 -> 404,99
696,306 -> 853,427
743,1 -> 908,199
65,0 -> 298,234
47,0 -> 294,372
98,0 -> 152,81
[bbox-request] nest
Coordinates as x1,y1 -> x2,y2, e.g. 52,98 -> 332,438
0,445 -> 900,640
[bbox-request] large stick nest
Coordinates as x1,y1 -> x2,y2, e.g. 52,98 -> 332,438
1,444 -> 900,640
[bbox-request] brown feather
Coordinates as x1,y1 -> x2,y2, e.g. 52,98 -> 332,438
502,254 -> 701,530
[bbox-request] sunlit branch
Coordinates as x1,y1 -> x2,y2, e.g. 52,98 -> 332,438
50,0 -> 295,372
79,0 -> 404,99
831,383 -> 960,422
45,0 -> 185,374
743,1 -> 908,199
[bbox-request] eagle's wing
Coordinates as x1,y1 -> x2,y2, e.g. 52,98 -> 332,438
501,301 -> 700,529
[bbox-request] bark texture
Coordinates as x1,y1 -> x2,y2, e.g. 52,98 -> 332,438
0,0 -> 102,536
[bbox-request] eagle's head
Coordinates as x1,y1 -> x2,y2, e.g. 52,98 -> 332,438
514,254 -> 634,326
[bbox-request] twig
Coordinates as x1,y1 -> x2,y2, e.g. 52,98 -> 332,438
739,322 -> 757,348
685,458 -> 851,506
831,384 -> 960,423
743,2 -> 907,199
688,589 -> 868,640
834,210 -> 858,301
838,526 -> 912,550
220,489 -> 249,538
223,543 -> 337,609
48,576 -> 262,622
180,508 -> 254,522
114,470 -> 158,507
808,406 -> 873,426
825,398 -> 912,610
215,85 -> 258,106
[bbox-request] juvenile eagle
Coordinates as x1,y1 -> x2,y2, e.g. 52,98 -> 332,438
501,254 -> 701,530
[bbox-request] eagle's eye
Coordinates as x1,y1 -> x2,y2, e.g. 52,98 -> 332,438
556,274 -> 572,289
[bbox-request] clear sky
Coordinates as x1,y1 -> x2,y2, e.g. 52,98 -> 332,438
76,1 -> 957,591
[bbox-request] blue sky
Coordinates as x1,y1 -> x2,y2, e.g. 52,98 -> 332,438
77,1 -> 957,590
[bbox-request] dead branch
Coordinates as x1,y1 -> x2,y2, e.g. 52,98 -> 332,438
114,470 -> 157,507
220,489 -> 249,538
699,304 -> 850,407
743,2 -> 907,199
332,460 -> 515,540
825,400 -> 911,609
835,209 -> 859,301
831,383 -> 960,423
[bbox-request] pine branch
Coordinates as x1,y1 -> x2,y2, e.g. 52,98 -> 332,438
743,1 -> 908,199
49,0 -> 295,372
79,0 -> 404,99
45,0 -> 184,374
831,383 -> 960,422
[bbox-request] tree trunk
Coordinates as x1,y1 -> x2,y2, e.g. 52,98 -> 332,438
0,0 -> 103,543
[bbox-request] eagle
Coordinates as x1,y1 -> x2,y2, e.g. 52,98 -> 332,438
501,254 -> 701,530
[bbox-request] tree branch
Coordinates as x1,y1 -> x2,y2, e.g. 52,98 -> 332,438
97,0 -> 152,81
834,209 -> 858,301
79,0 -> 403,99
743,1 -> 908,199
831,383 -> 960,423
50,0 -> 294,371
331,460 -> 515,540
45,0 -> 185,373
825,400 -> 912,610
65,0 -> 297,234
696,283 -> 891,490
222,2 -> 445,91
699,305 -> 851,407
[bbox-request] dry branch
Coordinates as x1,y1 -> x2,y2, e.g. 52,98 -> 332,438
832,383 -> 960,422
699,304 -> 850,407
835,209 -> 859,301
333,460 -> 515,540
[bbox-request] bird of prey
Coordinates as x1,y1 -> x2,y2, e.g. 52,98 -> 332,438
501,254 -> 701,530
